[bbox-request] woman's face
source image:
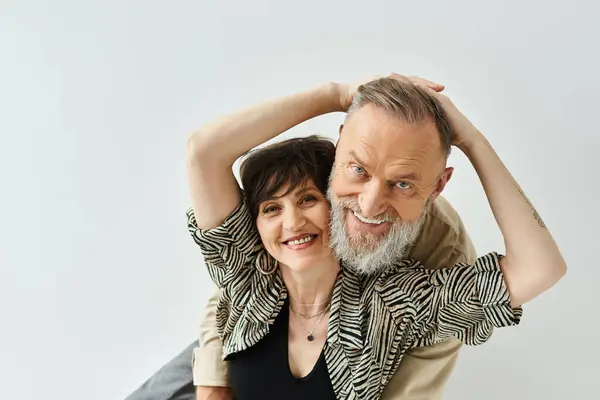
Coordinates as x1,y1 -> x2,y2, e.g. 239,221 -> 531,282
255,180 -> 335,272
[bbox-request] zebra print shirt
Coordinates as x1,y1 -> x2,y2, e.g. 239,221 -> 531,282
187,200 -> 523,400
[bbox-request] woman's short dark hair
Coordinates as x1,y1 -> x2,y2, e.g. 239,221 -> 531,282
240,135 -> 336,220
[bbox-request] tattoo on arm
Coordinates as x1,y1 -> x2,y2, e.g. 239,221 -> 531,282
515,184 -> 546,228
532,209 -> 546,228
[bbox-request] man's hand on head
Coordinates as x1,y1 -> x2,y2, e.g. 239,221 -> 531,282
408,78 -> 483,150
337,73 -> 446,111
195,386 -> 233,400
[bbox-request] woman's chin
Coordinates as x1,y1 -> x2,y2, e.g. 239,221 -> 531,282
277,255 -> 323,273
280,259 -> 318,273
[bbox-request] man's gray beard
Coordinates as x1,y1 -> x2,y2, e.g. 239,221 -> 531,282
327,187 -> 428,275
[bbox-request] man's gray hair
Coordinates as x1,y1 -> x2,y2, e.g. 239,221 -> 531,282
347,77 -> 453,157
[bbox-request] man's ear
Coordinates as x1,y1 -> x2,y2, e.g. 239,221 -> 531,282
430,166 -> 454,202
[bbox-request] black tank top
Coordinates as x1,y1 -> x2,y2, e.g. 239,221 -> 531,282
228,299 -> 336,399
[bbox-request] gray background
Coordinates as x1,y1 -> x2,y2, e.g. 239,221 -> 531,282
1,0 -> 598,399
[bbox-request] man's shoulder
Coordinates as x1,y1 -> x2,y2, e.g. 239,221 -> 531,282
409,195 -> 477,267
428,195 -> 462,236
414,195 -> 462,252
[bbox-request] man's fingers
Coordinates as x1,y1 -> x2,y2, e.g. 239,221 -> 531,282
419,84 -> 441,96
409,76 -> 445,92
388,73 -> 445,92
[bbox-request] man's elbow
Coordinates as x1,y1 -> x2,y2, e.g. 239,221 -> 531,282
506,256 -> 567,307
543,253 -> 568,289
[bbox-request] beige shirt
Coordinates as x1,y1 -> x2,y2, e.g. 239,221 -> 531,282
192,195 -> 478,399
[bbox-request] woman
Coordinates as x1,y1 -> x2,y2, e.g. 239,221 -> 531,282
185,75 -> 566,399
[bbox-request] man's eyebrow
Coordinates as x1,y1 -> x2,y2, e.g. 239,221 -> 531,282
348,150 -> 370,167
350,150 -> 423,180
388,172 -> 422,182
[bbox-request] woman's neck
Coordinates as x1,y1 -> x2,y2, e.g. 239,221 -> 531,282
280,260 -> 340,315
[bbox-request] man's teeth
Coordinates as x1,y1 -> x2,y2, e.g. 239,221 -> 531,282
286,235 -> 315,245
353,211 -> 385,225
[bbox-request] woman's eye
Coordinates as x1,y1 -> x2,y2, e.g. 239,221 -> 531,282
395,181 -> 411,190
262,205 -> 279,214
301,195 -> 317,204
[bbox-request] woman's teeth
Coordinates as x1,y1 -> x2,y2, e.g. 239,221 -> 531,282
286,235 -> 315,245
353,211 -> 385,225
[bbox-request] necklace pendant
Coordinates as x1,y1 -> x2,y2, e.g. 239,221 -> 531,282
307,334 -> 314,341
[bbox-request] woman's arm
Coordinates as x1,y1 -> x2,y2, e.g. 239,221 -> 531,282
433,92 -> 567,307
186,83 -> 343,230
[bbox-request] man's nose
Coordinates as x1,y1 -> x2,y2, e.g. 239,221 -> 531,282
283,207 -> 307,232
358,180 -> 388,218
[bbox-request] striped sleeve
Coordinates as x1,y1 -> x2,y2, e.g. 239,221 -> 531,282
186,199 -> 260,288
410,252 -> 523,347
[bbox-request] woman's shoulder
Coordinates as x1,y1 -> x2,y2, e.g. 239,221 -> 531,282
219,270 -> 288,357
187,198 -> 258,252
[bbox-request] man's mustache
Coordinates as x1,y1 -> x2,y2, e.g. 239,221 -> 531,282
331,195 -> 399,224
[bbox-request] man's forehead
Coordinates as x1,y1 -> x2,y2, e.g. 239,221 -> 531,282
339,108 -> 445,176
344,106 -> 439,144
342,126 -> 441,163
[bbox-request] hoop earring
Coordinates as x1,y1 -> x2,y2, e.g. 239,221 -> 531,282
255,250 -> 278,275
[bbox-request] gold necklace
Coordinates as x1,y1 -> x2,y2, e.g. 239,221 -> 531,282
289,302 -> 330,319
290,303 -> 330,341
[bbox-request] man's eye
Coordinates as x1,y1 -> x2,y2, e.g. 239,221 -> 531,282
351,165 -> 366,175
395,181 -> 411,190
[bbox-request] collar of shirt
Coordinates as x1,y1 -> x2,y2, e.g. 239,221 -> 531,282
240,265 -> 364,352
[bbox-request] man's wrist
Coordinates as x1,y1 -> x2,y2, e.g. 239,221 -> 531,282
456,130 -> 487,156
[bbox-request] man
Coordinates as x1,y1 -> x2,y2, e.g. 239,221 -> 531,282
128,75 -> 477,400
